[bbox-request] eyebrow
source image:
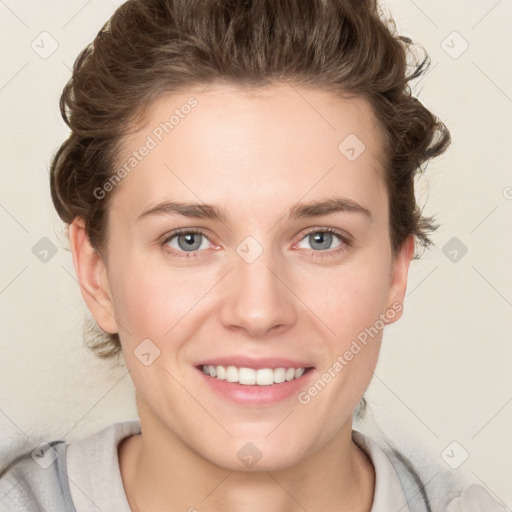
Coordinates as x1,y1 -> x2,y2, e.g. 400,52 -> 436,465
136,197 -> 372,223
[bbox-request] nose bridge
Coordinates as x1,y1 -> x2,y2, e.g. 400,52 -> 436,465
218,234 -> 296,337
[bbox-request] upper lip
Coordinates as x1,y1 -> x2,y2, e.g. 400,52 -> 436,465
196,356 -> 314,370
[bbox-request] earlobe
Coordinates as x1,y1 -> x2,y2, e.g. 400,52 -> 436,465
68,217 -> 119,334
384,234 -> 416,325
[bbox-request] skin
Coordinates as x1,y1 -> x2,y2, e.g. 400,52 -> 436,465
69,82 -> 415,512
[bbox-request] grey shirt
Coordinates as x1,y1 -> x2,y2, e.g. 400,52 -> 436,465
0,420 -> 504,511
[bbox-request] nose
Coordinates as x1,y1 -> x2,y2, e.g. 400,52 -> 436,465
218,242 -> 297,339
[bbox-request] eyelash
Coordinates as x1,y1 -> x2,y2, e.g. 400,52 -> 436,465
160,227 -> 352,260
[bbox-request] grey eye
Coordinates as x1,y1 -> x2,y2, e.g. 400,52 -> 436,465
179,233 -> 202,251
298,231 -> 343,251
310,232 -> 332,250
166,232 -> 209,252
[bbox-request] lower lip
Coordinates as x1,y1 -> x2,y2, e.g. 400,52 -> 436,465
195,367 -> 315,406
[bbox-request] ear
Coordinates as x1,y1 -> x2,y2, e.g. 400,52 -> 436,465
68,217 -> 118,334
384,233 -> 415,325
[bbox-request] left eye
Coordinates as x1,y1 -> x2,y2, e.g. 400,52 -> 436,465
297,230 -> 344,251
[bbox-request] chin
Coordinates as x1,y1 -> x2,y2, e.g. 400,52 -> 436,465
212,450 -> 305,473
197,433 -> 313,473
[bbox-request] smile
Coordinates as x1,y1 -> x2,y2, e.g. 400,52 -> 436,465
201,365 -> 312,385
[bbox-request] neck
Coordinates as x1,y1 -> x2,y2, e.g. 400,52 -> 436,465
119,407 -> 375,512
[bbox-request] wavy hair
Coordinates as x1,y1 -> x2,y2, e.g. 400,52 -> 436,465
50,0 -> 451,373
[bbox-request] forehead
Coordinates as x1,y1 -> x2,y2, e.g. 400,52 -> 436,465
111,82 -> 387,220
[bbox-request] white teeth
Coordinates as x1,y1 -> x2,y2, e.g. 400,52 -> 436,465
239,367 -> 256,385
225,366 -> 238,382
285,368 -> 295,381
201,365 -> 308,385
274,367 -> 286,383
256,368 -> 274,386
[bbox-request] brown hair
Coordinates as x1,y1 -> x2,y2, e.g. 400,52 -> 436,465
50,0 -> 451,363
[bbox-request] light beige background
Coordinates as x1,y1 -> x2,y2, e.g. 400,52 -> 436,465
1,0 -> 511,506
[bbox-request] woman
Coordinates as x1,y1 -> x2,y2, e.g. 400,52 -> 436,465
0,0 -> 506,510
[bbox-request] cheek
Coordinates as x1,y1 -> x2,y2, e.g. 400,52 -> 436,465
308,255 -> 391,390
314,259 -> 391,333
109,257 -> 211,340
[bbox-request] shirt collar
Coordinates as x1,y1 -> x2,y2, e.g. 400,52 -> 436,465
66,421 -> 410,512
352,429 -> 411,512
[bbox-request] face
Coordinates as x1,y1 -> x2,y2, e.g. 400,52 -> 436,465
72,82 -> 414,471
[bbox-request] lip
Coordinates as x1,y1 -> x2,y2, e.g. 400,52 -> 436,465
195,356 -> 313,370
194,364 -> 316,406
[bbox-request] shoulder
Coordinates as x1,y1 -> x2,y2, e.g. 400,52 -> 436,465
383,441 -> 506,511
353,429 -> 507,512
443,483 -> 509,511
0,420 -> 140,512
0,440 -> 75,512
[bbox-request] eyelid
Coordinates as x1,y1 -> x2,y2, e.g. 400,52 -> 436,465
300,226 -> 353,244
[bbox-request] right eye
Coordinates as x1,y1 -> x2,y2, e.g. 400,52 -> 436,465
161,229 -> 213,258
